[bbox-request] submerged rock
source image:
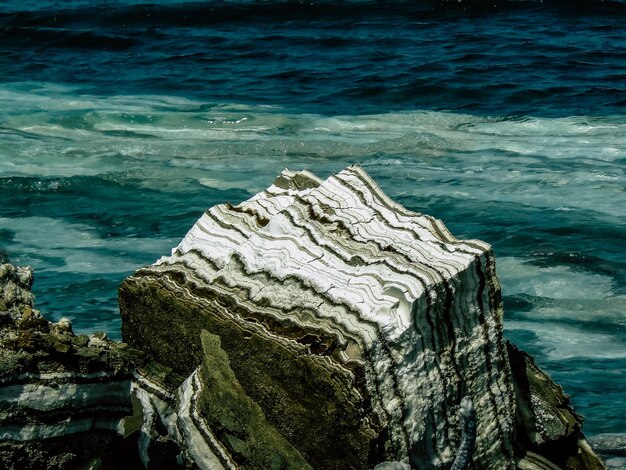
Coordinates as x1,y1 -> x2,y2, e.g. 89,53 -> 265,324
119,166 -> 604,469
589,433 -> 626,458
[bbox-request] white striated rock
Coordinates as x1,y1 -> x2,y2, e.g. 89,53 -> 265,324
175,370 -> 234,470
121,166 -> 516,468
121,166 -> 603,469
1,379 -> 131,416
0,371 -> 134,442
0,262 -> 142,469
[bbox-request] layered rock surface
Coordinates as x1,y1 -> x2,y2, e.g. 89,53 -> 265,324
0,263 -> 143,469
0,167 -> 607,469
120,166 -> 603,469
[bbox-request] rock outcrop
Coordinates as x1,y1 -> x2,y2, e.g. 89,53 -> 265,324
0,166 -> 606,469
507,342 -> 606,470
119,166 -> 605,469
0,263 -> 143,469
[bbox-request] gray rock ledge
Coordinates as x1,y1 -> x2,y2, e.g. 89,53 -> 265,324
0,262 -> 143,469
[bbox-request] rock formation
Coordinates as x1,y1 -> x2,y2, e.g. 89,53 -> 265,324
450,397 -> 477,470
0,166 -> 607,469
0,263 -> 142,469
506,341 -> 606,470
119,166 -> 605,469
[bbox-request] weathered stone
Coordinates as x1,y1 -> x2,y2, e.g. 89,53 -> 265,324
507,342 -> 605,469
197,330 -> 311,469
72,334 -> 90,348
119,166 -> 530,469
0,264 -> 34,312
0,263 -> 143,469
0,431 -> 143,470
0,167 -> 607,469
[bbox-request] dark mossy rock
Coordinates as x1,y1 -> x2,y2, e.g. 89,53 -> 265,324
507,341 -> 606,470
0,430 -> 142,470
0,263 -> 143,470
197,330 -> 312,470
120,274 -> 384,469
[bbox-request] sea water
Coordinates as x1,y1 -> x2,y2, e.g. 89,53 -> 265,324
0,0 -> 624,436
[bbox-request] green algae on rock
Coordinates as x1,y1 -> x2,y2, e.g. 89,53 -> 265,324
197,330 -> 312,469
0,263 -> 143,470
120,166 -> 606,469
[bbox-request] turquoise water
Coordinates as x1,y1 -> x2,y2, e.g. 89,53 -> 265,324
1,1 -> 624,435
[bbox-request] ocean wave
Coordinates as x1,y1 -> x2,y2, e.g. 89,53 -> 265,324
0,26 -> 137,50
1,84 -> 625,435
3,0 -> 626,37
1,1 -> 624,117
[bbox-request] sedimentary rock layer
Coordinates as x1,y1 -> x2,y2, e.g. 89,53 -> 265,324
121,166 -> 518,469
507,342 -> 606,470
0,164 -> 606,469
0,263 -> 142,469
132,330 -> 312,470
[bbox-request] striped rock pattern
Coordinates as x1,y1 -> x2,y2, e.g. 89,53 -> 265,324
120,166 -> 517,469
0,263 -> 142,470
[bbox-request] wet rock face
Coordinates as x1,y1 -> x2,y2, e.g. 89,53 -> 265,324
0,263 -> 143,470
0,263 -> 34,316
508,342 -> 606,470
196,330 -> 311,469
120,166 -> 519,469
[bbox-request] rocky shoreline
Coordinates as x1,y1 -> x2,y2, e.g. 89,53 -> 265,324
0,263 -> 143,469
0,167 -> 613,469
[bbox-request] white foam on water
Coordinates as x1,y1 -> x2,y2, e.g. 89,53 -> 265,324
499,255 -> 626,323
0,216 -> 176,275
516,295 -> 626,327
499,256 -> 625,361
497,257 -> 615,301
2,83 -> 624,216
506,319 -> 626,361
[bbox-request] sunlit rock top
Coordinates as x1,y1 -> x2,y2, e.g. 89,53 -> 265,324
122,166 -> 516,469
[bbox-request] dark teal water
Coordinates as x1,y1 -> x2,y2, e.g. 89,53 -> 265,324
0,0 -> 624,435
2,1 -> 626,116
